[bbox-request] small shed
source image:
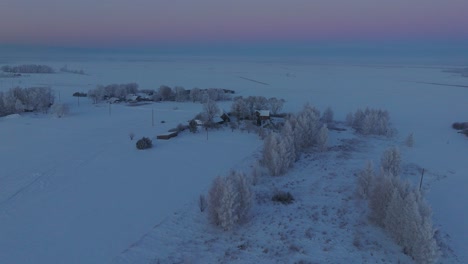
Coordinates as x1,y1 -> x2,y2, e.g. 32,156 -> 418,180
157,131 -> 178,140
255,110 -> 270,120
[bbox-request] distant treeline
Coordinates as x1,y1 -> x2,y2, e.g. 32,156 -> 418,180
0,87 -> 54,117
1,64 -> 55,74
60,65 -> 85,75
87,83 -> 234,103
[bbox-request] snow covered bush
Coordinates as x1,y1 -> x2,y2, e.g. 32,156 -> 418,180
348,107 -> 392,136
207,171 -> 253,230
50,103 -> 69,118
356,161 -> 375,199
272,191 -> 294,204
129,132 -> 135,140
381,147 -> 401,176
136,137 -> 152,150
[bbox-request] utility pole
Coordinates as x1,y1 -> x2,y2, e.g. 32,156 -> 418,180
108,102 -> 111,116
419,168 -> 425,191
152,108 -> 154,127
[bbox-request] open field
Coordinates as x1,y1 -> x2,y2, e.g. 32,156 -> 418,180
1,55 -> 467,263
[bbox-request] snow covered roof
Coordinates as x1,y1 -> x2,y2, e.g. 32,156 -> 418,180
256,110 -> 270,117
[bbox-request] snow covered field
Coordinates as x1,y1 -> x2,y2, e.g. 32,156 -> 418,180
0,53 -> 466,263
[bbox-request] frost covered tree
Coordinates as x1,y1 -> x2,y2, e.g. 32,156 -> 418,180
230,97 -> 249,120
356,161 -> 375,199
367,167 -> 440,263
229,171 -> 253,223
321,106 -> 334,124
174,86 -> 188,102
268,97 -> 285,115
350,107 -> 392,136
158,85 -> 173,101
202,99 -> 220,126
345,112 -> 354,126
189,87 -> 202,102
294,104 -> 321,151
317,124 -> 328,152
381,147 -> 401,176
280,120 -> 297,166
207,171 -> 253,230
262,132 -> 290,176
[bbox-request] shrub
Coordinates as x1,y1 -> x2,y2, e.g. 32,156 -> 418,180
51,103 -> 69,118
73,92 -> 87,97
189,119 -> 198,133
350,107 -> 392,136
272,191 -> 294,204
356,161 -> 375,199
136,137 -> 152,150
129,132 -> 135,140
381,147 -> 401,176
405,133 -> 414,147
207,171 -> 253,230
452,122 -> 468,130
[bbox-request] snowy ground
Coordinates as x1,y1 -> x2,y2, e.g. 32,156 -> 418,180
112,126 -> 459,264
0,54 -> 466,263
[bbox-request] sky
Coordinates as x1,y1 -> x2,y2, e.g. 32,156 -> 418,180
0,0 -> 467,54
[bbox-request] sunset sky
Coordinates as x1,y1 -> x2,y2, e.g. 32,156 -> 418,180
0,0 -> 467,51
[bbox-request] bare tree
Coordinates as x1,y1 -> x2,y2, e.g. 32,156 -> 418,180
202,99 -> 220,126
158,85 -> 173,101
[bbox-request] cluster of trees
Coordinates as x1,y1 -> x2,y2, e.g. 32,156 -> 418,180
87,83 -> 139,103
87,84 -> 233,104
1,64 -> 54,74
0,87 -> 54,116
207,171 -> 253,230
150,86 -> 232,102
174,86 -> 234,103
357,148 -> 440,264
346,108 -> 391,136
60,65 -> 85,75
262,104 -> 329,176
230,96 -> 285,120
